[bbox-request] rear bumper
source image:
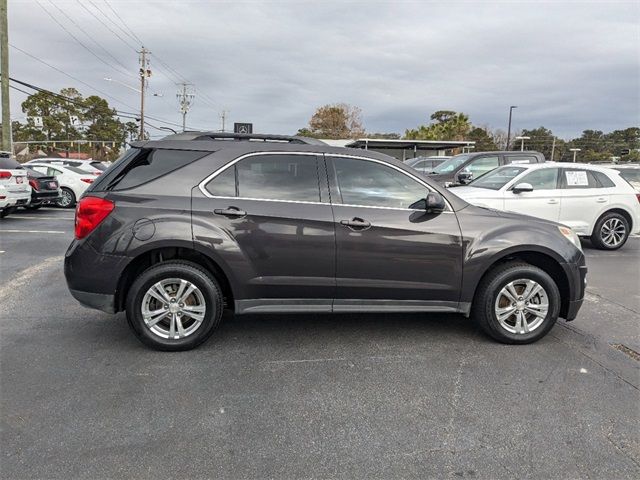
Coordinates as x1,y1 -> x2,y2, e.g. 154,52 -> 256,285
32,190 -> 62,204
69,289 -> 116,314
65,239 -> 130,313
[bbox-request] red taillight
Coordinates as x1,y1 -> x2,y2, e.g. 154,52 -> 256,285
636,194 -> 640,204
29,179 -> 39,190
0,171 -> 11,179
81,178 -> 94,184
75,196 -> 114,240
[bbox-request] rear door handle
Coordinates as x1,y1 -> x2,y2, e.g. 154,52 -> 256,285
547,199 -> 558,204
214,207 -> 247,217
340,217 -> 371,230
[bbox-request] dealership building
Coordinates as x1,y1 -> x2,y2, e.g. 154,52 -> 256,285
321,138 -> 475,161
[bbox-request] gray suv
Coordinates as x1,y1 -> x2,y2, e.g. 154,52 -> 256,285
64,132 -> 586,351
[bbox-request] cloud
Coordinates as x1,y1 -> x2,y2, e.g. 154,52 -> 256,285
8,0 -> 640,139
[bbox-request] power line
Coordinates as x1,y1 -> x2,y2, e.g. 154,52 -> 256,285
45,0 -> 131,77
102,0 -> 144,46
75,0 -> 138,52
35,0 -> 130,78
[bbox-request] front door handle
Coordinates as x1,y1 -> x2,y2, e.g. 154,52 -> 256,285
214,207 -> 247,217
340,217 -> 371,230
547,199 -> 558,204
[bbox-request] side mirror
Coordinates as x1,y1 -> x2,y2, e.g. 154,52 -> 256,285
457,170 -> 473,184
512,182 -> 534,193
425,192 -> 446,212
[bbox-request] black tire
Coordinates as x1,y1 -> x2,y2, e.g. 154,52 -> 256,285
126,260 -> 224,351
56,188 -> 76,208
25,203 -> 42,210
471,262 -> 561,344
0,209 -> 9,218
590,212 -> 630,250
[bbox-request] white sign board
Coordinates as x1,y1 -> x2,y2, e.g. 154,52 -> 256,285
565,170 -> 588,186
31,116 -> 43,128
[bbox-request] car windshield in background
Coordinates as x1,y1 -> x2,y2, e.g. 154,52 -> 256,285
90,162 -> 108,171
468,166 -> 527,190
0,158 -> 23,169
615,168 -> 640,188
66,165 -> 91,175
431,154 -> 472,174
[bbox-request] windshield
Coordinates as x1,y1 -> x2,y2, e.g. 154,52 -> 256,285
431,154 -> 472,174
468,166 -> 526,190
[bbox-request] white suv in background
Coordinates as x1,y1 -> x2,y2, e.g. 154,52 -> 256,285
0,156 -> 31,217
451,163 -> 640,250
28,163 -> 96,208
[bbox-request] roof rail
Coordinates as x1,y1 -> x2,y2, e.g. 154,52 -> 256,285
161,131 -> 325,145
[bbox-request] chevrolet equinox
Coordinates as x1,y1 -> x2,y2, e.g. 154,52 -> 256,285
64,132 -> 587,351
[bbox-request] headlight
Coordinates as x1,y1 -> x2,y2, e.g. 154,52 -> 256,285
558,226 -> 582,251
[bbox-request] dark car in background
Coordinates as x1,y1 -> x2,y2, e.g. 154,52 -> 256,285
22,165 -> 62,209
405,156 -> 450,174
428,151 -> 546,186
64,132 -> 585,351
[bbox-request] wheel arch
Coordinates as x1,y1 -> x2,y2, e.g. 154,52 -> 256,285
591,207 -> 633,235
115,246 -> 235,313
469,248 -> 571,319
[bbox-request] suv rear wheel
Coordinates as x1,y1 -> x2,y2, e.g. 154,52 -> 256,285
472,262 -> 560,344
591,212 -> 629,250
126,261 -> 224,351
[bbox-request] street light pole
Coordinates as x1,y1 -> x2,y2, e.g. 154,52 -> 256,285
506,105 -> 517,150
570,148 -> 581,163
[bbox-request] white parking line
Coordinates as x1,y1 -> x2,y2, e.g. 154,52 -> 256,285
0,229 -> 66,234
8,215 -> 74,220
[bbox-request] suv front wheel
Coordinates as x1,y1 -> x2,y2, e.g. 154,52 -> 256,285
472,262 -> 561,344
126,261 -> 224,351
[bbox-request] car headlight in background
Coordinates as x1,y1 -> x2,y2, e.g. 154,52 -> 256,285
558,226 -> 582,251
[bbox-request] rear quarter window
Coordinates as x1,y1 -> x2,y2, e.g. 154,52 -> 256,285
91,148 -> 206,191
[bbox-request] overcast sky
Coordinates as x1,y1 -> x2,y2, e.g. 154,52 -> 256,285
8,0 -> 640,139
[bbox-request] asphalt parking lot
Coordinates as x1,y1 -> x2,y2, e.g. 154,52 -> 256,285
1,208 -> 639,479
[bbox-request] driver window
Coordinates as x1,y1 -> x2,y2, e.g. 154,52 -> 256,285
333,157 -> 427,209
464,156 -> 500,178
517,168 -> 559,190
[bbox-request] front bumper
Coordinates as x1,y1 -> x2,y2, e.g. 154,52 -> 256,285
562,263 -> 587,321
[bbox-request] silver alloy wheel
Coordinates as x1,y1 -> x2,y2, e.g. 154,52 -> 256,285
141,278 -> 207,340
57,189 -> 73,207
494,279 -> 549,335
600,218 -> 626,247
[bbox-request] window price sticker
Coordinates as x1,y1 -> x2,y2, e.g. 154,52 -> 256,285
565,170 -> 588,186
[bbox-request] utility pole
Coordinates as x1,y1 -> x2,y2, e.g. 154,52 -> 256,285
219,110 -> 228,132
138,47 -> 151,140
1,0 -> 11,151
176,83 -> 195,132
506,105 -> 517,150
550,136 -> 556,161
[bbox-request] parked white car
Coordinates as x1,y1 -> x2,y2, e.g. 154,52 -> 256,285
28,163 -> 96,208
25,158 -> 105,175
451,163 -> 640,250
0,157 -> 32,217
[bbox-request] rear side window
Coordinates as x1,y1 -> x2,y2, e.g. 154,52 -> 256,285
592,171 -> 615,188
205,154 -> 321,202
505,155 -> 538,165
92,148 -> 206,191
561,169 -> 599,189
